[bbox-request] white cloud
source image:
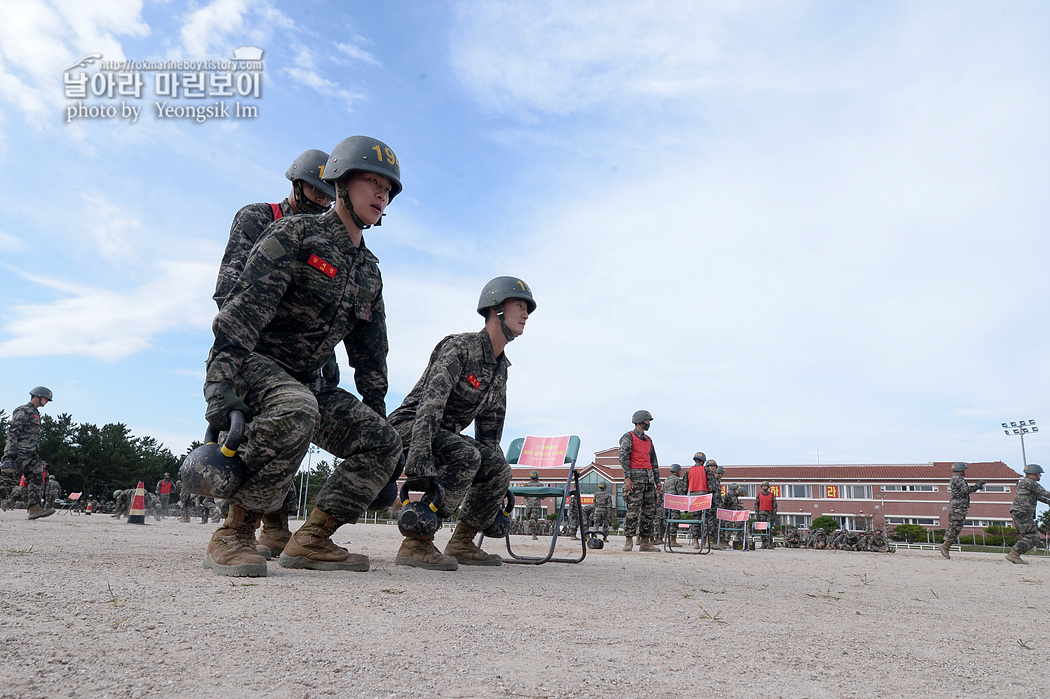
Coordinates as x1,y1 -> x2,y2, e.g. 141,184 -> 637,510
335,40 -> 380,67
179,0 -> 251,59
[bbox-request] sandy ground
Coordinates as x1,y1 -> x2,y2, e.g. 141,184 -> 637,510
1,510 -> 1049,699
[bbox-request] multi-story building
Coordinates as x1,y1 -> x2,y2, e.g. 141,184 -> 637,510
513,448 -> 1022,535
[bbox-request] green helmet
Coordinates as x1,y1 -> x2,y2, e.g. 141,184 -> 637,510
529,470 -> 539,480
730,483 -> 739,492
952,462 -> 968,472
761,481 -> 770,487
321,136 -> 402,200
286,149 -> 336,200
30,386 -> 53,401
669,463 -> 682,474
716,465 -> 725,475
1024,463 -> 1043,474
477,276 -> 536,317
631,410 -> 653,424
693,451 -> 706,463
598,483 -> 606,490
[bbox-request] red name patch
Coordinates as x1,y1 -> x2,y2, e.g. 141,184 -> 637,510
307,254 -> 337,278
467,374 -> 480,389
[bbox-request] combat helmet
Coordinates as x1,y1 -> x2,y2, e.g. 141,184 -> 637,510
529,470 -> 540,480
669,463 -> 682,474
693,451 -> 706,463
322,136 -> 402,229
30,386 -> 53,401
477,276 -> 536,342
1024,463 -> 1043,475
286,149 -> 336,214
598,483 -> 607,490
952,462 -> 968,472
631,410 -> 653,425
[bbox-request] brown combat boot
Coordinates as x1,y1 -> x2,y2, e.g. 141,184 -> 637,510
639,535 -> 661,552
669,534 -> 679,547
396,535 -> 459,570
27,504 -> 55,520
693,536 -> 701,549
279,508 -> 369,571
940,541 -> 951,560
203,505 -> 267,577
444,522 -> 502,566
1006,550 -> 1027,565
258,511 -> 292,557
623,535 -> 634,552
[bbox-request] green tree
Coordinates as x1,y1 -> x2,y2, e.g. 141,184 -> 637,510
811,515 -> 840,533
1038,510 -> 1050,535
889,523 -> 926,542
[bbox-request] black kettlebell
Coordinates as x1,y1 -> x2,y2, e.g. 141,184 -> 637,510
482,490 -> 516,538
397,479 -> 444,538
587,532 -> 605,549
179,410 -> 245,498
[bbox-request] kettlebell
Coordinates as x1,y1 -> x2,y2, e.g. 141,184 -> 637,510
397,479 -> 444,538
179,410 -> 246,499
482,490 -> 516,538
586,532 -> 605,549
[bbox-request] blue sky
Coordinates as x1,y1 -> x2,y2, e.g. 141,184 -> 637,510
1,1 -> 1048,475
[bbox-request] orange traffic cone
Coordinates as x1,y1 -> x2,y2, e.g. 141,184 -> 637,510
19,475 -> 26,487
126,481 -> 147,525
85,501 -> 93,514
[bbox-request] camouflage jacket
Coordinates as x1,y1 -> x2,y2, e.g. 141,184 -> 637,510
755,491 -> 778,516
592,490 -> 613,515
722,492 -> 741,510
213,199 -> 293,308
389,330 -> 509,478
663,474 -> 687,497
949,474 -> 981,508
3,402 -> 42,459
206,209 -> 389,416
155,478 -> 175,496
1010,476 -> 1050,519
618,428 -> 659,485
523,478 -> 543,507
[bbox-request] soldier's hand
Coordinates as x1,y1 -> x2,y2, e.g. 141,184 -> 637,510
204,381 -> 253,431
404,476 -> 442,498
404,457 -> 437,480
977,479 -> 987,489
623,477 -> 633,493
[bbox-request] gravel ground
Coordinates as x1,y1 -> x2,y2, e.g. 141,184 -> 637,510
1,509 -> 1049,699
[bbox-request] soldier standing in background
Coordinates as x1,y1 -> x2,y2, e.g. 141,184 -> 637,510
754,481 -> 778,549
662,464 -> 687,546
592,484 -> 612,540
390,277 -> 535,570
686,452 -> 709,549
619,411 -> 661,553
202,136 -> 404,577
45,474 -> 62,508
940,461 -> 985,560
212,149 -> 337,557
565,491 -> 582,540
1006,463 -> 1050,565
523,470 -> 543,540
2,387 -> 56,519
156,473 -> 176,519
706,460 -> 725,549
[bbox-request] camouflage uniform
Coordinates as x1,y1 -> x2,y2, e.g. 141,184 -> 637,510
45,476 -> 61,508
943,473 -> 982,546
179,483 -> 194,521
205,209 -> 401,522
1008,477 -> 1050,555
565,495 -> 581,538
784,529 -> 802,548
213,199 -> 293,308
2,402 -> 46,508
523,476 -> 544,537
619,428 -> 659,539
592,491 -> 613,537
754,487 -> 778,548
869,530 -> 890,552
388,330 -> 512,530
582,503 -> 596,533
155,477 -> 176,518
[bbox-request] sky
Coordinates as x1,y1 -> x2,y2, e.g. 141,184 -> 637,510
0,0 -> 1048,477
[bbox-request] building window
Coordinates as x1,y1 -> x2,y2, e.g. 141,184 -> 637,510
844,485 -> 872,499
785,485 -> 810,498
882,485 -> 903,492
886,517 -> 939,526
780,514 -> 811,528
983,485 -> 1010,493
881,485 -> 937,492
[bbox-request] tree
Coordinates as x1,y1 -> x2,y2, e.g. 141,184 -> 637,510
1038,509 -> 1050,535
811,515 -> 840,533
889,523 -> 926,542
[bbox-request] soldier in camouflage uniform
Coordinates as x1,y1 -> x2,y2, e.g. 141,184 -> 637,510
720,483 -> 743,548
592,484 -> 613,540
784,528 -> 802,548
582,502 -> 596,535
390,276 -> 535,571
523,470 -> 544,540
212,149 -> 337,556
178,481 -> 194,522
619,411 -> 662,552
45,474 -> 62,509
1006,463 -> 1050,564
754,481 -> 778,549
202,136 -> 404,577
565,491 -> 582,540
662,464 -> 687,545
940,461 -> 985,560
869,528 -> 890,552
2,387 -> 56,519
707,461 -> 726,549
155,473 -> 176,519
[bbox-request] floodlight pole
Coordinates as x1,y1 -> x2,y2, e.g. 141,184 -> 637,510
1001,419 -> 1038,468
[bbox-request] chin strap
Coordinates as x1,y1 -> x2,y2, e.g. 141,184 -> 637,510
495,304 -> 518,342
337,179 -> 382,229
293,181 -> 329,215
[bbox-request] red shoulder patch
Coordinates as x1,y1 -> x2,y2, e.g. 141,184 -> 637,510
467,374 -> 481,389
307,254 -> 337,278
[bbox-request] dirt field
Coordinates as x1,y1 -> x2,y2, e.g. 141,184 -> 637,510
1,509 -> 1049,699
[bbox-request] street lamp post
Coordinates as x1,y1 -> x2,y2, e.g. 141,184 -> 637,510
1002,419 -> 1038,467
297,445 -> 320,519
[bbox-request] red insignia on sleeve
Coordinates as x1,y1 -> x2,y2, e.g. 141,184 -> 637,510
467,374 -> 481,389
307,254 -> 337,278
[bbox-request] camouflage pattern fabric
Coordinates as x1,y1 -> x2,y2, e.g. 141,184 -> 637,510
1009,477 -> 1050,554
662,473 -> 687,518
205,209 -> 400,520
618,428 -> 659,539
565,495 -> 581,536
45,477 -> 61,506
3,402 -> 45,506
944,473 -> 982,546
523,478 -> 543,535
592,491 -> 612,536
582,503 -> 595,533
212,199 -> 293,309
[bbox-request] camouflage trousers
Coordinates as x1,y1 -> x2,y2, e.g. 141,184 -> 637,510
232,353 -> 401,522
756,511 -> 776,546
583,504 -> 596,533
592,508 -> 610,536
1010,513 -> 1039,554
565,502 -> 581,536
524,502 -> 542,534
4,455 -> 44,508
687,491 -> 711,540
390,423 -> 512,531
623,469 -> 657,538
158,494 -> 170,517
943,505 -> 969,545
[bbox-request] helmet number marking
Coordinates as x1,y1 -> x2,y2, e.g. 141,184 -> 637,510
371,145 -> 399,166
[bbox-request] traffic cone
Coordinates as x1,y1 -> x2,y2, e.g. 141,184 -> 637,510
19,475 -> 26,487
85,501 -> 92,514
126,482 -> 147,525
